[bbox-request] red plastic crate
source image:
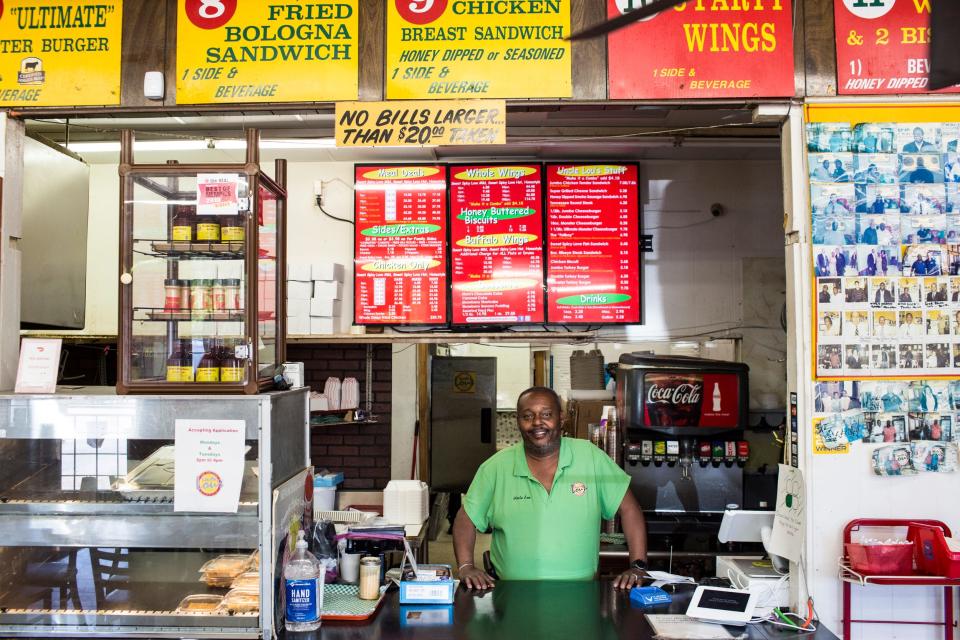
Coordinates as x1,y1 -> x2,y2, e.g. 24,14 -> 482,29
911,523 -> 960,579
845,542 -> 914,575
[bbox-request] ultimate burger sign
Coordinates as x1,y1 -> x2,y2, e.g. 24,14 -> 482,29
607,0 -> 795,99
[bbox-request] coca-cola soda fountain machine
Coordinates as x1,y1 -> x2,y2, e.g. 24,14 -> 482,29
616,354 -> 750,516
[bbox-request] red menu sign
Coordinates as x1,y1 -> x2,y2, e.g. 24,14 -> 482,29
835,0 -> 959,95
545,164 -> 640,324
449,165 -> 544,325
607,0 -> 794,99
354,165 -> 447,325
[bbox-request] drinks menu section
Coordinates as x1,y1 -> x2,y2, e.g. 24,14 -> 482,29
449,165 -> 545,325
545,164 -> 641,324
354,165 -> 447,325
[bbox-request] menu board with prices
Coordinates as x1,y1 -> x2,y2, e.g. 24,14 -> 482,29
354,165 -> 447,325
450,165 -> 545,325
545,164 -> 641,324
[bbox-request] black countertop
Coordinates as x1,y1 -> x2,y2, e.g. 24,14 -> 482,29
281,580 -> 839,640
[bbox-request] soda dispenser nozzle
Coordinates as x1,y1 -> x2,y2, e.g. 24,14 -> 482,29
679,438 -> 694,480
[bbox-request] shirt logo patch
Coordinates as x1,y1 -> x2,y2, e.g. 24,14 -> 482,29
571,482 -> 587,496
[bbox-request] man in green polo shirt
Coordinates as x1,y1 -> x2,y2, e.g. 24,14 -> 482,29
453,386 -> 648,589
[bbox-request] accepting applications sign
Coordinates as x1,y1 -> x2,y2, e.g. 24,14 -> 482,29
834,0 -> 959,95
386,0 -> 571,99
176,0 -> 358,104
0,0 -> 122,106
607,0 -> 794,99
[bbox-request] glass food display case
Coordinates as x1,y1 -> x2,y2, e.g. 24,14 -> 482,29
0,387 -> 309,638
118,129 -> 286,394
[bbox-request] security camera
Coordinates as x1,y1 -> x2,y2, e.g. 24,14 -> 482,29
710,203 -> 724,217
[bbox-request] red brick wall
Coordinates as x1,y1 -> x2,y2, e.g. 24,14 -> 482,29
287,344 -> 393,490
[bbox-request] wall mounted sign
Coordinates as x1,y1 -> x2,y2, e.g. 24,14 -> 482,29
0,0 -> 122,106
335,100 -> 505,146
176,0 -> 358,104
607,0 -> 794,99
385,0 -> 571,99
835,0 -> 960,95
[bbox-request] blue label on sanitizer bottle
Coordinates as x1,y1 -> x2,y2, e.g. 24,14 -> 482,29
285,578 -> 319,623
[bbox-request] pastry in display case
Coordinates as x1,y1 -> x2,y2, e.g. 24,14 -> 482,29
117,129 -> 287,394
0,388 -> 309,638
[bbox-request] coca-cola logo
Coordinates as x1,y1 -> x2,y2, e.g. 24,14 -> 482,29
647,383 -> 702,406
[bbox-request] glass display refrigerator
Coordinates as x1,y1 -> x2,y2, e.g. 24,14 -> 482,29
0,387 -> 309,638
117,129 -> 286,394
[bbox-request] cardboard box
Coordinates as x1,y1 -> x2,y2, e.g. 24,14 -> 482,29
310,317 -> 336,335
287,262 -> 312,282
310,298 -> 342,317
568,399 -> 611,440
312,262 -> 345,282
313,280 -> 343,300
287,280 -> 313,300
286,315 -> 310,335
286,298 -> 310,318
399,565 -> 455,605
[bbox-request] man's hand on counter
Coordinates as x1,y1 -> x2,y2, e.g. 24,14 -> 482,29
613,566 -> 647,589
459,565 -> 496,590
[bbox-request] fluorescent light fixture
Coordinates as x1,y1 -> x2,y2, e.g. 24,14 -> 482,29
66,138 -> 336,153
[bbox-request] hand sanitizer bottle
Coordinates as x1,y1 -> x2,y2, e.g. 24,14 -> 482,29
285,530 -> 323,631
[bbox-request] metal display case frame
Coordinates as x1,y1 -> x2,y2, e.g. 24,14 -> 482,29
0,387 -> 309,638
117,129 -> 287,394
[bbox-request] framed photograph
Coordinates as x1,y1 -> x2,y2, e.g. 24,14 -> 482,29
844,344 -> 869,370
857,246 -> 900,277
812,213 -> 856,245
844,277 -> 870,304
864,413 -> 908,443
853,123 -> 896,154
902,184 -> 947,213
896,124 -> 942,153
907,381 -> 944,412
898,342 -> 924,368
872,310 -> 898,338
814,246 -> 855,277
922,276 -> 951,306
953,343 -> 960,368
947,184 -> 960,213
951,309 -> 960,334
925,343 -> 950,368
853,153 -> 898,183
901,214 -> 946,245
817,344 -> 843,373
816,277 -> 843,305
861,381 -> 907,413
899,154 -> 944,184
842,310 -> 870,337
870,343 -> 897,369
911,441 -> 958,473
872,444 -> 917,476
809,153 -> 855,183
902,245 -> 944,276
944,152 -> 960,183
869,278 -> 896,306
897,276 -> 921,305
808,123 -> 853,153
926,309 -> 951,336
811,183 -> 856,216
944,123 -> 960,154
818,310 -> 841,337
856,214 -> 899,245
856,184 -> 901,213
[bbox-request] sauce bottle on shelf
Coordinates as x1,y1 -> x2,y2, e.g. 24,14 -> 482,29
195,213 -> 221,243
166,341 -> 193,382
221,212 -> 245,243
164,279 -> 183,312
196,341 -> 220,383
220,340 -> 245,383
171,206 -> 194,242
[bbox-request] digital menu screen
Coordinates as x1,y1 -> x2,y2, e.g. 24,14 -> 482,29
545,164 -> 641,324
449,165 -> 545,325
354,165 -> 447,325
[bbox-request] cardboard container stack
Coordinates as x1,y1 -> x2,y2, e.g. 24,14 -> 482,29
287,261 -> 344,335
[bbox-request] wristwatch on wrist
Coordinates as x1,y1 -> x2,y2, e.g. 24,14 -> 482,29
630,560 -> 648,572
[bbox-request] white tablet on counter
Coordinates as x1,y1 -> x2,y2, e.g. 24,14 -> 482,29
685,585 -> 758,626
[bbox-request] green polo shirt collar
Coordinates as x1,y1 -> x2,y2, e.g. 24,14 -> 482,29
513,437 -> 573,482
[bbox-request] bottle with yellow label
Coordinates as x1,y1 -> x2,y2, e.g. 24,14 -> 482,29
196,344 -> 220,383
166,341 -> 194,382
171,206 -> 194,242
195,214 -> 221,243
220,340 -> 245,384
221,212 -> 245,243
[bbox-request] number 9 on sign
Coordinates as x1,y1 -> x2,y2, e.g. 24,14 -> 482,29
185,0 -> 237,29
396,0 -> 447,25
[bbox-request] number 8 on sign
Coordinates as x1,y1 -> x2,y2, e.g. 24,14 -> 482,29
185,0 -> 237,29
396,0 -> 447,24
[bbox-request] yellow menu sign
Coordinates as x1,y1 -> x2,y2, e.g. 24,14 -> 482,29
386,0 -> 570,99
336,100 -> 505,146
176,0 -> 358,104
0,0 -> 121,106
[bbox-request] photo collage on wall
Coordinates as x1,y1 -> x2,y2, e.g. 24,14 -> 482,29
808,121 -> 960,377
813,379 -> 959,474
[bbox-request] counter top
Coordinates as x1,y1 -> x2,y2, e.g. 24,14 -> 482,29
282,580 -> 838,639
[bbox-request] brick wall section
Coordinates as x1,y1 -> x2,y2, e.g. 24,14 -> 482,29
286,344 -> 393,490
